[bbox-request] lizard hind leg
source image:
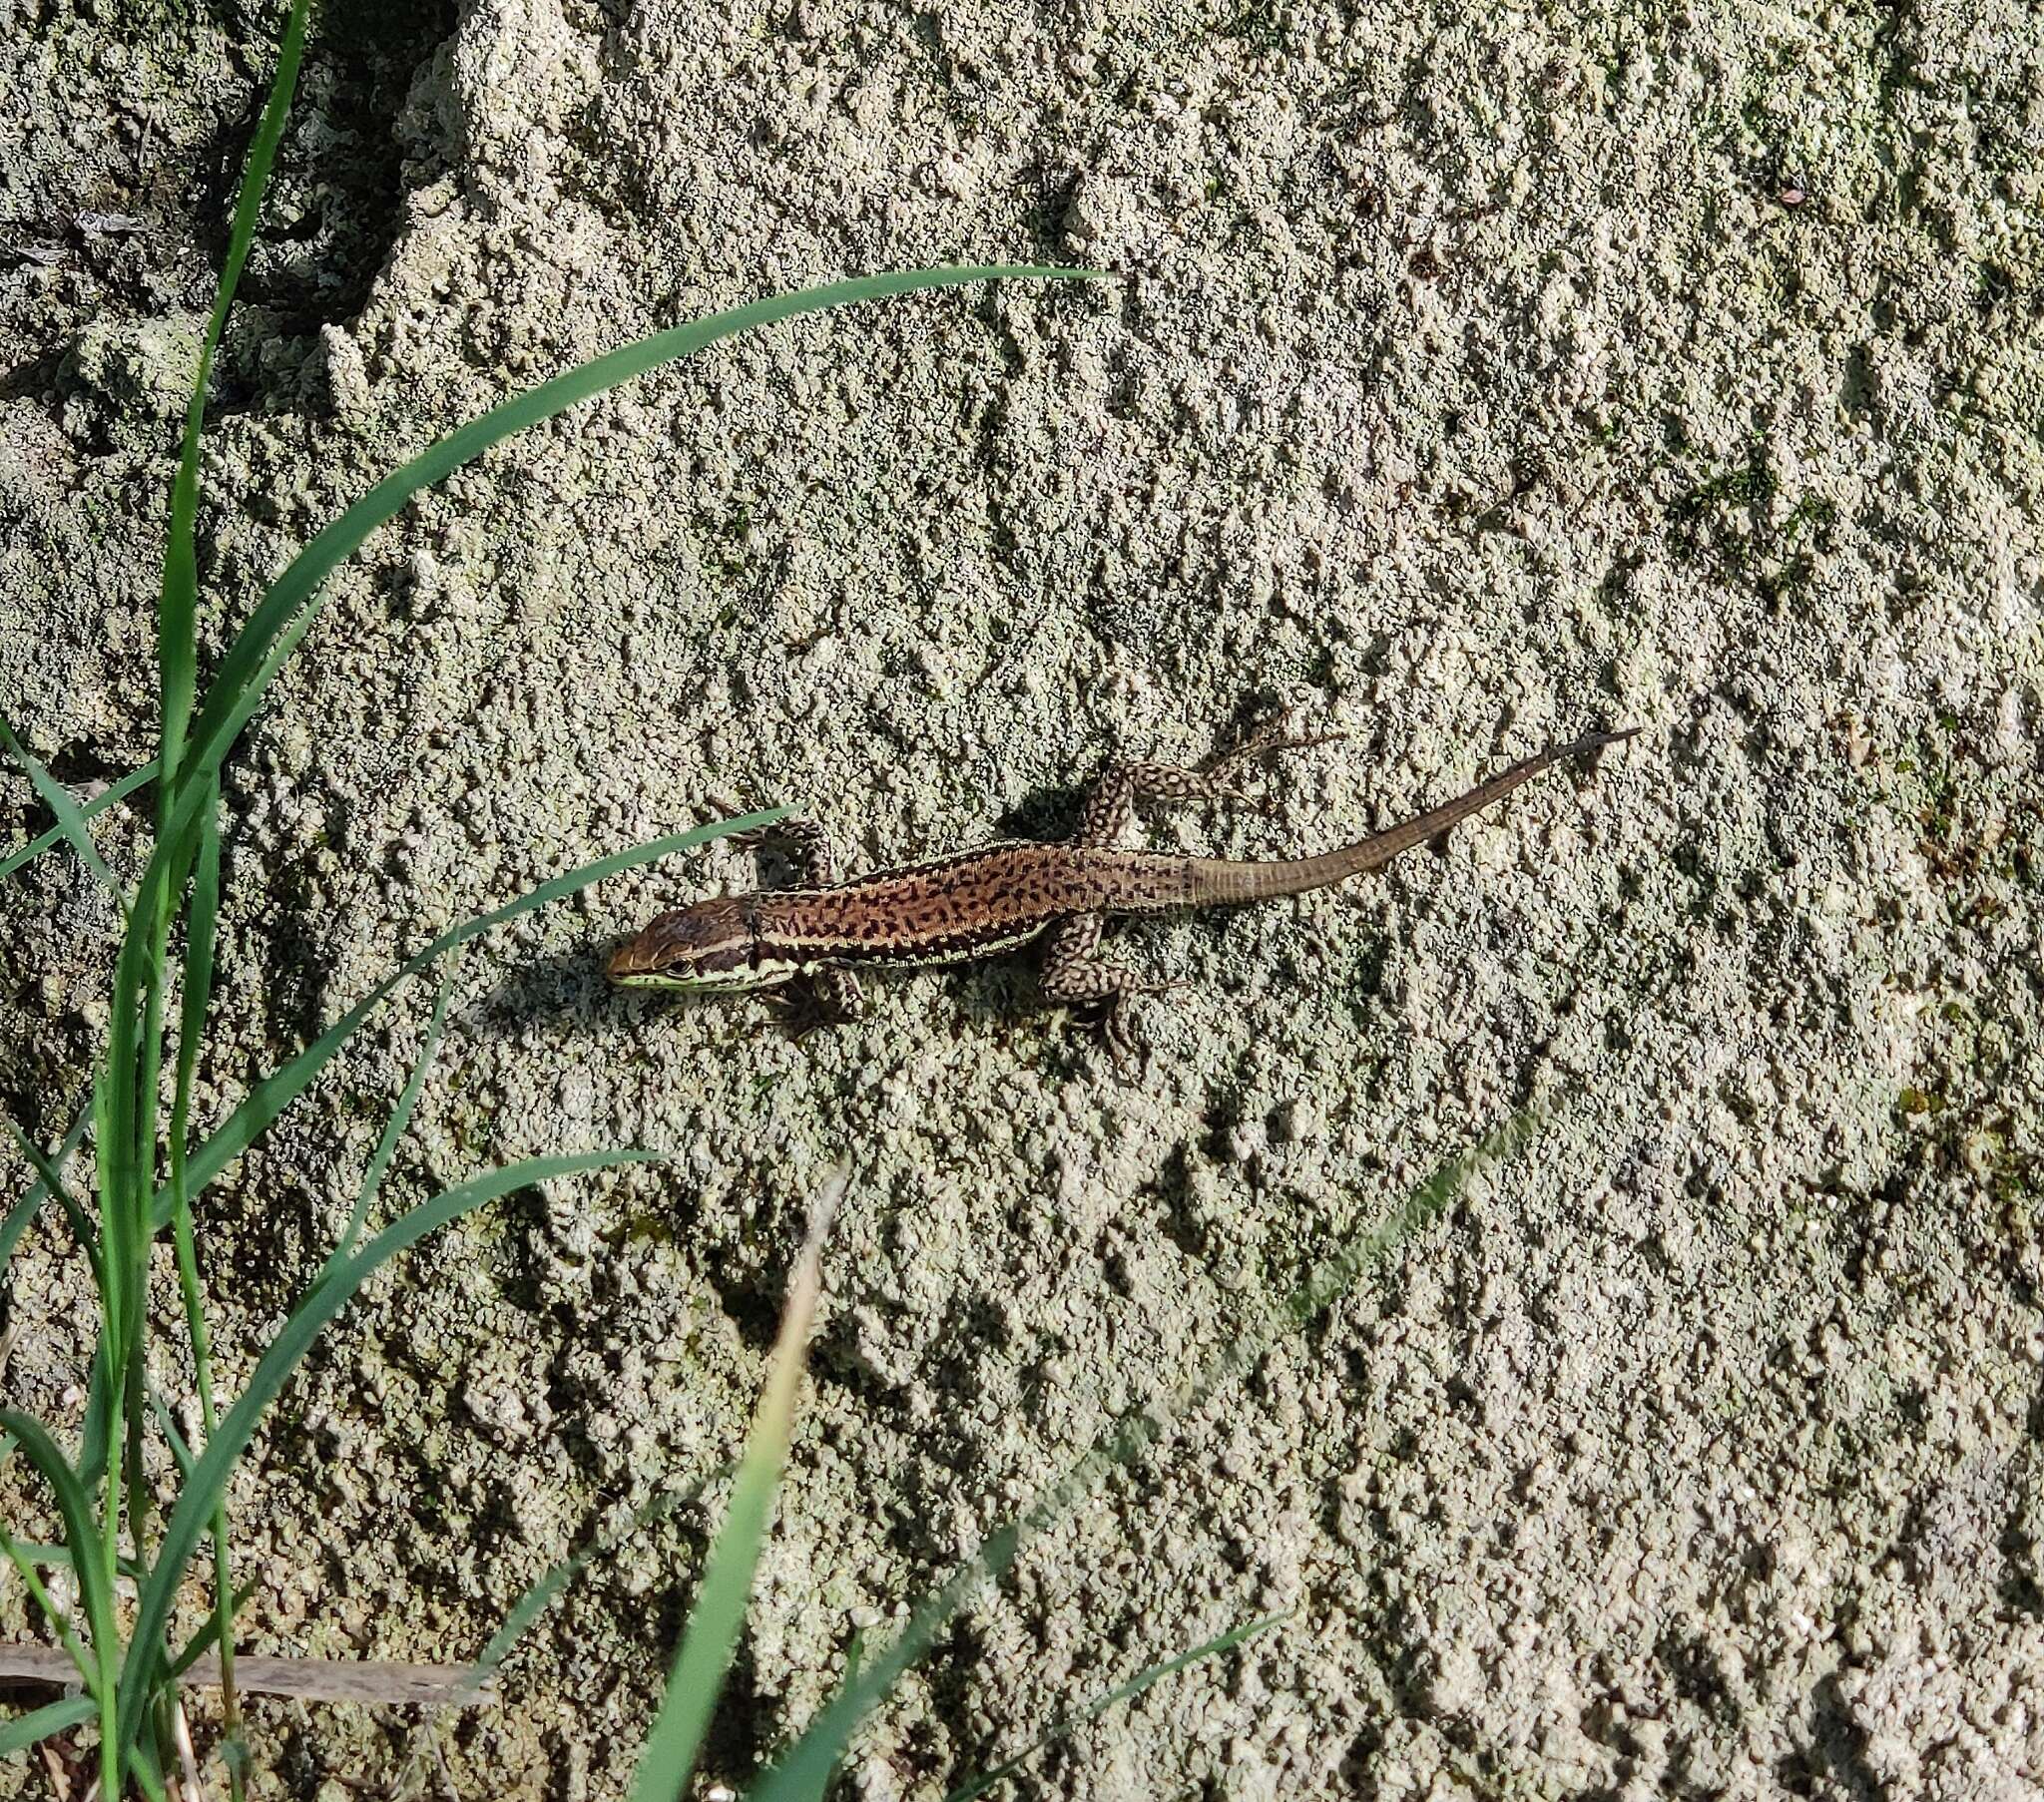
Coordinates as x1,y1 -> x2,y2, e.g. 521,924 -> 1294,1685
1038,914 -> 1181,1067
731,817 -> 837,888
1077,708 -> 1345,847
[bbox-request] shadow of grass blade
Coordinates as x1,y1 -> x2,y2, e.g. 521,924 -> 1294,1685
0,759 -> 156,884
157,0 -> 306,792
153,265 -> 1105,883
626,1169 -> 844,1802
146,807 -> 782,1233
943,1613 -> 1285,1802
748,1111 -> 1541,1802
114,1148 -> 663,1765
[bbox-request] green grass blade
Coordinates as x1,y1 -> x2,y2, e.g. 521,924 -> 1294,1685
0,1111 -> 88,1277
1,1106 -> 93,1279
167,780 -> 222,1191
625,1169 -> 844,1802
154,266 -> 1101,873
0,711 -> 120,900
165,786 -> 242,1759
943,1613 -> 1286,1802
749,1112 -> 1540,1802
317,955 -> 458,1280
5,1123 -> 101,1289
157,0 -> 306,793
75,1335 -> 118,1495
148,807 -> 780,1233
0,1517 -> 101,1696
0,1694 -> 98,1756
470,1472 -> 724,1684
167,1577 -> 259,1679
0,759 -> 156,883
0,1414 -> 120,1716
115,1147 -> 663,1763
0,1539 -> 149,1584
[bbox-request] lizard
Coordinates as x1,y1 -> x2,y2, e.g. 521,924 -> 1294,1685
606,716 -> 1639,1058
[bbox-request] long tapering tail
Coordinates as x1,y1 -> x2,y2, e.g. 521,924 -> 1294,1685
1185,726 -> 1639,906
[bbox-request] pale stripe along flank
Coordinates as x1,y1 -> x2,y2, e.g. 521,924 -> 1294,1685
606,718 -> 1638,1058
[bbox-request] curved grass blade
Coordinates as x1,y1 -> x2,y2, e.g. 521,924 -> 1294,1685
145,806 -> 780,1233
748,1110 -> 1541,1802
151,266 -> 1103,885
0,1694 -> 97,1757
943,1612 -> 1286,1802
0,1109 -> 87,1276
1,1109 -> 95,1283
0,759 -> 156,884
0,712 -> 120,901
469,1467 -> 729,1686
167,1577 -> 259,1679
625,1168 -> 845,1802
0,1414 -> 120,1738
115,1147 -> 663,1764
317,954 -> 459,1282
157,0 -> 306,792
0,1517 -> 100,1697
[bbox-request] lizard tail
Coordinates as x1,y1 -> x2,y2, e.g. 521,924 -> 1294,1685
1185,726 -> 1639,906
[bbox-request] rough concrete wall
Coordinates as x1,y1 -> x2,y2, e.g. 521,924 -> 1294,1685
2,0 -> 2040,1796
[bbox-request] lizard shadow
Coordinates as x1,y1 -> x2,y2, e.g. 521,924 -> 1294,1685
461,944 -> 759,1050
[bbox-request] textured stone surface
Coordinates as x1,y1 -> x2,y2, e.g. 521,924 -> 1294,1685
2,0 -> 2040,1796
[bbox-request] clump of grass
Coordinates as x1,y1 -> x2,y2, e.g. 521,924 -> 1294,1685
0,3 -> 1086,1790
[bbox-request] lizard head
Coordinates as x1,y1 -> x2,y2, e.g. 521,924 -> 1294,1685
607,897 -> 780,992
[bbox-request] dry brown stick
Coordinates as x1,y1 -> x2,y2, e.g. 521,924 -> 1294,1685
0,1646 -> 493,1708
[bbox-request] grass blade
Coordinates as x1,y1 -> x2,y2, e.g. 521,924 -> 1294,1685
147,807 -> 781,1233
167,1577 -> 259,1680
625,1168 -> 845,1802
0,711 -> 120,901
5,1123 -> 101,1290
157,0 -> 306,793
0,1694 -> 97,1756
1,1106 -> 93,1280
469,1471 -> 726,1685
116,1147 -> 663,1763
749,1111 -> 1540,1802
153,266 -> 1102,880
0,1414 -> 120,1731
0,1518 -> 101,1696
0,759 -> 157,883
162,783 -> 241,1746
943,1613 -> 1286,1802
318,955 -> 459,1280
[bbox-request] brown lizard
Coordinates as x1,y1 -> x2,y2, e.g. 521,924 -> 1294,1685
607,717 -> 1638,1056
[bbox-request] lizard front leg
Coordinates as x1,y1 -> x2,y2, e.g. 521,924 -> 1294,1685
1038,914 -> 1177,1065
731,817 -> 837,888
1078,710 -> 1343,847
761,965 -> 865,1039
